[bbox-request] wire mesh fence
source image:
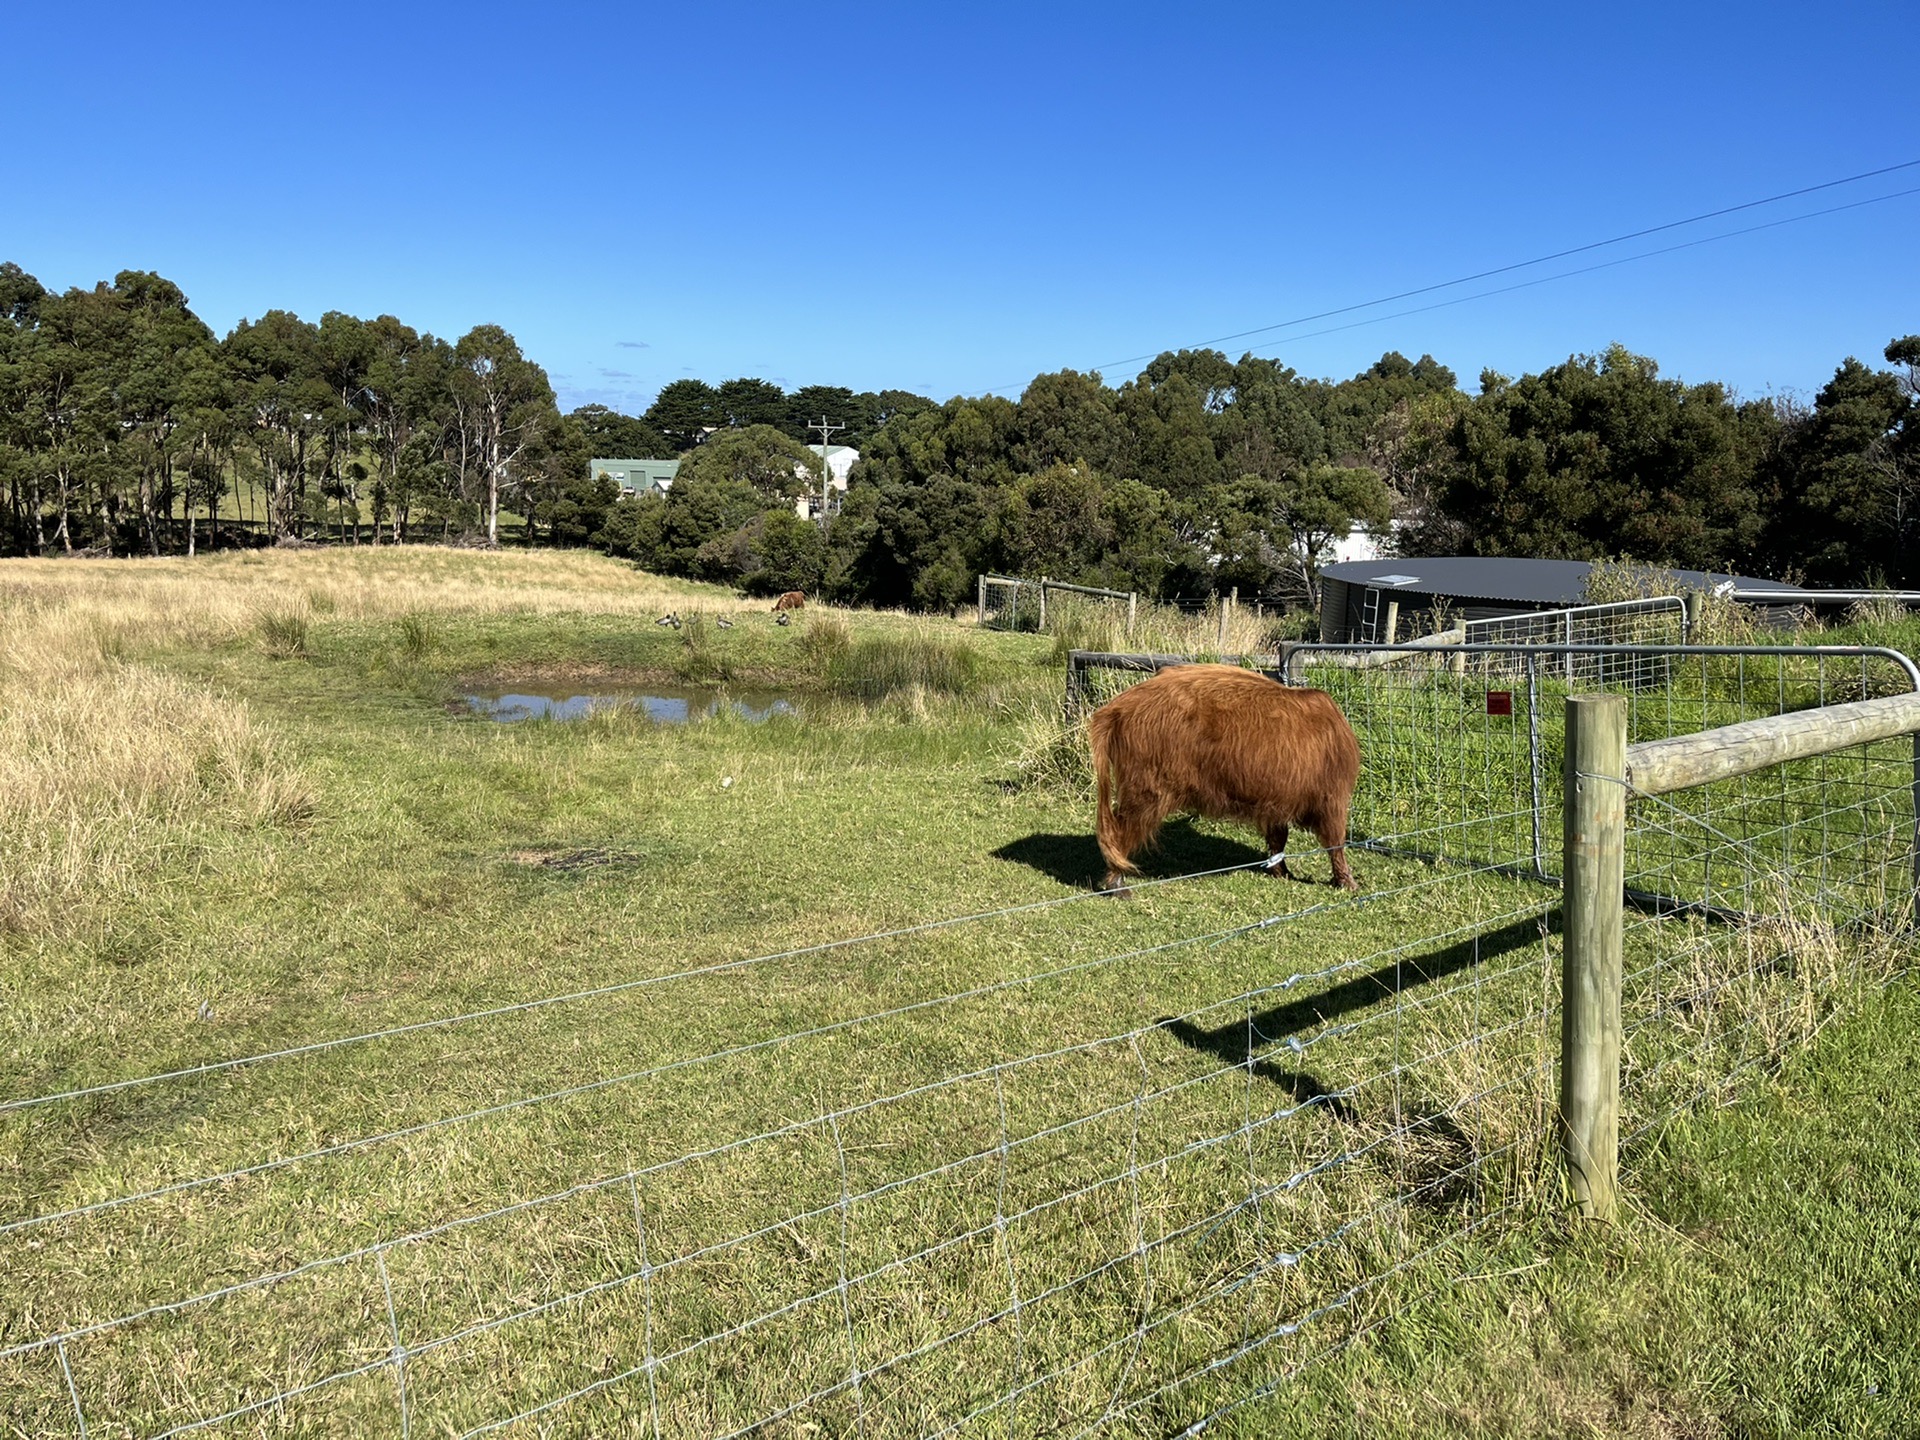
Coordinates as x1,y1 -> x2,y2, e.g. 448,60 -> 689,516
1617,784 -> 1916,1159
1338,594 -> 1686,649
977,575 -> 1134,634
1066,643 -> 1920,895
1284,644 -> 1920,899
7,665 -> 1920,1435
2,859 -> 1565,1437
979,574 -> 1042,631
1602,701 -> 1920,1202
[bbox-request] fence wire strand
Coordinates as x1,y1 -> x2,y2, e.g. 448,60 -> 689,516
10,638 -> 1918,1437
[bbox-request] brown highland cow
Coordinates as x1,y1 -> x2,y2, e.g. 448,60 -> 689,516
1089,664 -> 1360,894
772,590 -> 807,612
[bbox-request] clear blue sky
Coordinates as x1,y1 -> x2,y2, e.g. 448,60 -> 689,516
6,0 -> 1914,415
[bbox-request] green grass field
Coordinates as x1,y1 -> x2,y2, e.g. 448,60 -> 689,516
1,550 -> 1914,1437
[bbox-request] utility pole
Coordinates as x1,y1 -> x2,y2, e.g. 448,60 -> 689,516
808,417 -> 846,524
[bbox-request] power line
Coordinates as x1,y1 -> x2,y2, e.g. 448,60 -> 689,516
981,157 -> 1920,393
1235,183 -> 1920,362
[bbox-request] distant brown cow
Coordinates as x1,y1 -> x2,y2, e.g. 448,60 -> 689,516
772,591 -> 807,612
1089,664 -> 1360,895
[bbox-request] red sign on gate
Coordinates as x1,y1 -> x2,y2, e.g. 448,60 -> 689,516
1486,691 -> 1514,716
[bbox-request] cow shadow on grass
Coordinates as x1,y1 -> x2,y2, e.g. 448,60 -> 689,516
991,819 -> 1267,890
1159,913 -> 1555,1145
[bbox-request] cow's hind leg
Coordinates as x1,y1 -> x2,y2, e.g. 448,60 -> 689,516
1314,804 -> 1358,891
1261,822 -> 1296,881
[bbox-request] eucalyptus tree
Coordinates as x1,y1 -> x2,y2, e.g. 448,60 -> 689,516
311,312 -> 377,542
1432,345 -> 1768,571
358,317 -> 453,542
0,264 -> 49,551
449,325 -> 557,545
1011,369 -> 1127,475
224,310 -> 328,540
1765,349 -> 1918,584
1116,358 -> 1226,497
108,272 -> 223,554
18,280 -> 132,552
669,422 -> 819,503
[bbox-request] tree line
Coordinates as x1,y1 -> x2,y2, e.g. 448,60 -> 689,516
2,260 -> 1914,608
607,340 -> 1919,608
0,261 -> 948,560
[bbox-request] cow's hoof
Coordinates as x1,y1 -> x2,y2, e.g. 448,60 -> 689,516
1100,878 -> 1134,899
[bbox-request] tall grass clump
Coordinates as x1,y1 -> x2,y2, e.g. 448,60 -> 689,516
1834,592 -> 1920,656
1045,595 -> 1125,664
819,627 -> 980,700
1123,597 -> 1274,659
800,612 -> 852,668
1004,700 -> 1093,797
0,601 -> 313,932
1583,556 -> 1768,643
1581,556 -> 1680,607
1690,590 -> 1764,644
1623,875 -> 1913,1121
257,607 -> 309,658
397,611 -> 437,658
672,611 -> 734,683
1259,608 -> 1323,648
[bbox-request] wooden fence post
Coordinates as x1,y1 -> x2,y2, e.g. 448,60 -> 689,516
1039,576 -> 1048,631
1383,600 -> 1400,646
1684,590 -> 1703,642
977,574 -> 987,627
1561,694 -> 1626,1222
1127,591 -> 1137,641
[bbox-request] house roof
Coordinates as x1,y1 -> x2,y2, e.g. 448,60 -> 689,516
592,457 -> 680,473
1321,557 -> 1803,606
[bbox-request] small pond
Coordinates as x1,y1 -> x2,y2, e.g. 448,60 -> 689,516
466,685 -> 798,724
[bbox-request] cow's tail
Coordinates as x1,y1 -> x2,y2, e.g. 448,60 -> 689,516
1089,708 -> 1137,880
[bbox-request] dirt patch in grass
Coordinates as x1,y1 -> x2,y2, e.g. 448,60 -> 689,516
507,847 -> 646,871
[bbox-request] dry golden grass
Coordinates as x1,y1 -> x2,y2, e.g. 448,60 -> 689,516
0,546 -> 731,654
1035,593 -> 1278,661
0,548 -> 729,933
0,627 -> 292,931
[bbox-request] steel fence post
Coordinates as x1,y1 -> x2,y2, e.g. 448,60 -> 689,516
1528,653 -> 1545,879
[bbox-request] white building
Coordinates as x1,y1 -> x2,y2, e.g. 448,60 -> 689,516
796,444 -> 859,520
1327,522 -> 1399,565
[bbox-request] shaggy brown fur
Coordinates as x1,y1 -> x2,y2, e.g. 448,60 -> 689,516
1089,664 -> 1360,894
772,590 -> 807,611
